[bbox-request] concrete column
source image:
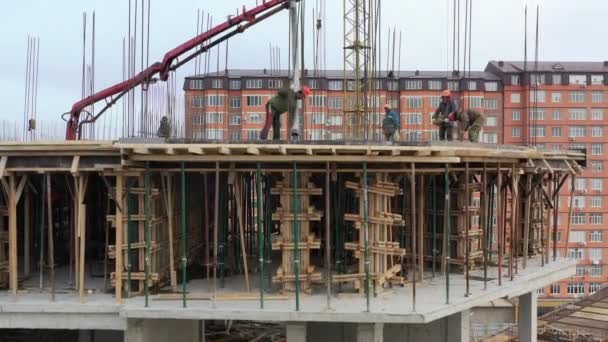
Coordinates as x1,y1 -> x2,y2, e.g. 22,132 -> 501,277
518,291 -> 538,342
286,322 -> 307,342
446,309 -> 470,342
357,323 -> 384,342
125,319 -> 201,342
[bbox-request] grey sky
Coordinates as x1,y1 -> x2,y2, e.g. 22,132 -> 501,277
0,0 -> 606,125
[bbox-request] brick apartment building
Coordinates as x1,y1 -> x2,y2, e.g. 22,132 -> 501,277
183,61 -> 608,301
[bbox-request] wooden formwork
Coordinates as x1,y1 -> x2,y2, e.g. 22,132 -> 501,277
271,172 -> 322,293
0,206 -> 7,287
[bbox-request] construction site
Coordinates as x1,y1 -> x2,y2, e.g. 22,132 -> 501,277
0,1 -> 598,342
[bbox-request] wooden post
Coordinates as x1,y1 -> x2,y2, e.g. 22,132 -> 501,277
417,175 -> 424,281
233,175 -> 250,292
77,175 -> 88,303
465,163 -> 470,295
8,175 -> 17,295
496,165 -> 503,286
115,175 -> 124,303
564,175 -> 575,258
523,175 -> 532,269
164,174 -> 177,290
46,174 -> 55,301
24,188 -> 30,278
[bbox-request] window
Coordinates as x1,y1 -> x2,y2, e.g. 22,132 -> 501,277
211,79 -> 223,89
191,97 -> 205,108
367,96 -> 381,108
589,248 -> 603,261
552,74 -> 562,85
554,231 -> 562,242
569,91 -> 585,102
311,112 -> 324,125
589,265 -> 603,277
551,284 -> 560,294
268,79 -> 284,89
309,95 -> 326,107
429,131 -> 440,141
530,126 -> 545,137
552,144 -> 563,151
230,97 -> 241,108
566,283 -> 584,295
308,79 -> 319,89
590,144 -> 603,156
591,109 -> 604,120
571,213 -> 585,225
529,109 -> 545,120
572,196 -> 585,209
328,80 -> 343,91
447,81 -> 459,91
246,112 -> 262,124
229,114 -> 241,125
483,133 -> 498,144
485,82 -> 498,91
567,248 -> 584,259
537,287 -> 545,295
246,79 -> 262,89
510,93 -> 521,103
205,112 -> 224,124
405,131 -> 423,142
190,79 -> 204,89
483,99 -> 498,109
569,126 -> 586,138
405,80 -> 422,90
387,81 -> 399,91
569,74 -> 587,85
486,117 -> 497,127
592,127 -> 603,137
230,80 -> 241,90
191,113 -> 203,125
511,75 -> 521,85
576,265 -> 586,277
530,90 -> 546,102
552,110 -> 562,121
467,96 -> 483,108
327,115 -> 343,126
512,111 -> 521,121
406,113 -> 423,125
592,91 -> 604,103
328,98 -> 343,109
590,283 -> 602,294
205,128 -> 224,140
569,109 -> 586,120
428,80 -> 442,90
575,178 -> 587,191
552,127 -> 562,137
591,179 -> 603,191
246,96 -> 262,107
206,95 -> 225,106
245,129 -> 260,140
592,75 -> 605,85
511,127 -> 521,137
592,161 -> 604,172
468,81 -> 478,90
591,197 -> 603,209
569,231 -> 585,243
388,98 -> 399,110
590,230 -> 603,242
346,81 -> 355,91
229,130 -> 241,141
406,96 -> 423,109
531,74 -> 546,85
590,213 -> 603,225
430,96 -> 441,108
551,92 -> 562,102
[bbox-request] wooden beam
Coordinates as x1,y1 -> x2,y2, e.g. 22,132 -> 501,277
0,156 -> 7,180
187,146 -> 204,155
70,156 -> 80,174
24,189 -> 30,278
165,174 -> 177,290
233,175 -> 250,292
15,175 -> 28,204
8,175 -> 17,295
115,175 -> 123,304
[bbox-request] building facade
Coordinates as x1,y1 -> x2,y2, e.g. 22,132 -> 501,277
184,61 -> 608,300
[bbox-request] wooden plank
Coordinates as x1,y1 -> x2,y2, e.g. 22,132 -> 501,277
70,156 -> 80,174
15,175 -> 27,204
115,175 -> 123,304
0,156 -> 7,179
8,175 -> 17,295
155,292 -> 289,301
23,189 -> 30,278
233,176 -> 250,292
165,174 -> 177,290
130,154 -> 461,164
187,146 -> 204,155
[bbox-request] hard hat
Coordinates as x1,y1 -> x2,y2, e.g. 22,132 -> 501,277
441,89 -> 452,98
301,85 -> 311,97
384,104 -> 391,110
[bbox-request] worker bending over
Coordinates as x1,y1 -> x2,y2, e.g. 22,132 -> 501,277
432,90 -> 456,141
455,109 -> 485,143
382,104 -> 400,142
260,86 -> 310,141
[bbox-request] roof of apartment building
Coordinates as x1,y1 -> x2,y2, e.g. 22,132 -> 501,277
185,69 -> 500,80
487,60 -> 608,73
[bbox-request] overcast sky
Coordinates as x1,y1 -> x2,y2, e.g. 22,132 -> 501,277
0,0 -> 606,127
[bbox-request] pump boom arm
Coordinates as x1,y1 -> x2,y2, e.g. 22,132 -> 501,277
65,0 -> 295,140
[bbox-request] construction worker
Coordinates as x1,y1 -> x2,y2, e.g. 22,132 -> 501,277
382,104 -> 400,142
432,90 -> 456,141
157,115 -> 171,139
455,109 -> 485,143
260,86 -> 310,141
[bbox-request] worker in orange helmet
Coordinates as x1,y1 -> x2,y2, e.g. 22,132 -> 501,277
260,86 -> 310,141
432,89 -> 457,141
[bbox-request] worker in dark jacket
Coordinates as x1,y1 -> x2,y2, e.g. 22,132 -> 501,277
157,116 -> 171,139
382,104 -> 400,142
260,86 -> 310,140
456,109 -> 485,143
432,89 -> 456,141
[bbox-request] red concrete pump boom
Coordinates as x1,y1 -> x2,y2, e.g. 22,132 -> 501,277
64,0 -> 295,140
